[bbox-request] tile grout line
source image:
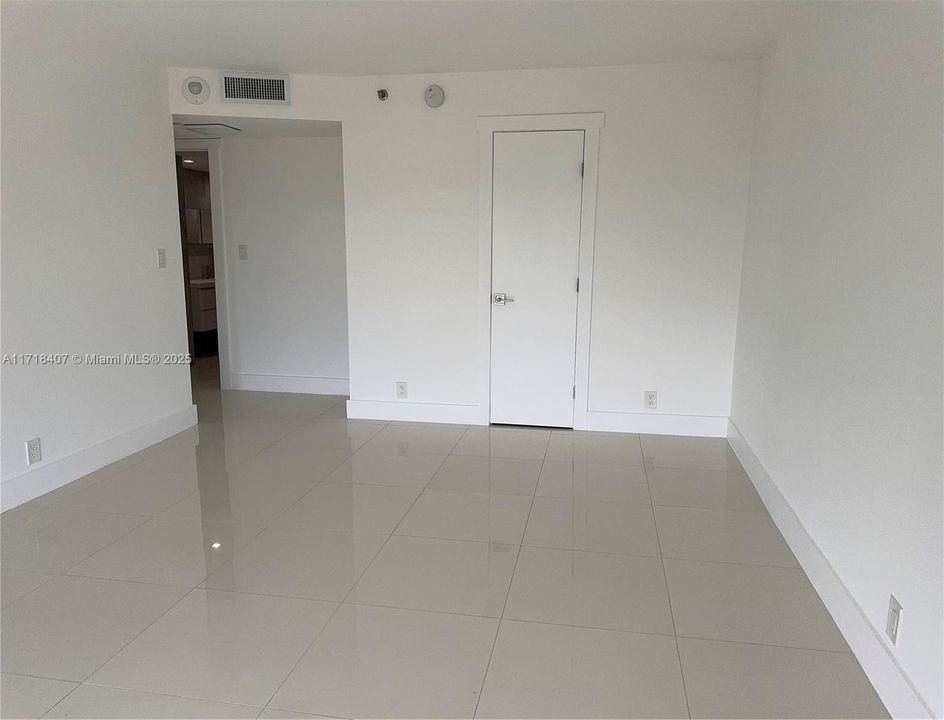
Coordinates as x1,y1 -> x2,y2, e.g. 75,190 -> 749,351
39,682 -> 82,718
40,678 -> 268,718
640,433 -> 693,720
471,428 -> 552,719
258,422 -> 468,714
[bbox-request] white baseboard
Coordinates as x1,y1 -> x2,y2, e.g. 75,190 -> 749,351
346,402 -> 729,434
230,372 -> 349,395
1,404 -> 198,512
727,420 -> 933,720
581,410 -> 728,437
347,399 -> 480,425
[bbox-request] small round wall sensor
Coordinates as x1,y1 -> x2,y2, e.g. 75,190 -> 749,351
182,76 -> 210,105
424,84 -> 445,108
377,88 -> 389,101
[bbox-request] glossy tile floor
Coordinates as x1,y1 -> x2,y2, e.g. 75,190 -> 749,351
1,362 -> 888,719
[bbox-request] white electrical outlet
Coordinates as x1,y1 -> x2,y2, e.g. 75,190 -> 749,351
238,244 -> 249,260
25,437 -> 42,465
645,390 -> 658,409
886,595 -> 902,645
157,248 -> 167,268
396,382 -> 408,399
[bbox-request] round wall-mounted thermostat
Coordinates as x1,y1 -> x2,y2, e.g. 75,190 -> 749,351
182,76 -> 210,105
424,84 -> 445,108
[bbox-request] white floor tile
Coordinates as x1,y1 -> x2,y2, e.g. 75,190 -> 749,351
523,497 -> 660,555
641,434 -> 743,471
279,419 -> 387,452
229,442 -> 353,485
1,507 -> 147,573
0,673 -> 77,719
1,568 -> 54,609
396,488 -> 532,544
504,547 -> 674,634
316,400 -> 352,420
45,685 -> 261,718
47,467 -> 198,516
428,455 -> 542,495
349,535 -> 518,617
477,620 -> 688,718
361,422 -> 467,455
182,471 -> 316,531
665,558 -> 850,651
204,521 -> 388,601
29,460 -> 140,508
323,448 -> 446,487
452,427 -> 550,460
546,431 -> 643,465
66,494 -> 251,587
246,394 -> 346,422
655,505 -> 798,566
647,466 -> 765,511
0,498 -> 49,528
196,416 -> 306,468
536,461 -> 650,503
89,589 -> 336,707
679,637 -> 888,719
270,604 -> 497,719
128,436 -> 206,474
278,482 -> 420,535
0,575 -> 186,680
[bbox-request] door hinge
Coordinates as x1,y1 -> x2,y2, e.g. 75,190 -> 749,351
576,277 -> 580,292
573,385 -> 576,399
580,161 -> 584,177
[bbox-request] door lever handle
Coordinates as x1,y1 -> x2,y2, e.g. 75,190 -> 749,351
494,292 -> 515,306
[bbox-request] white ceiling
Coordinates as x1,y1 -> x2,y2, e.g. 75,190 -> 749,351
38,1 -> 790,76
173,116 -> 342,140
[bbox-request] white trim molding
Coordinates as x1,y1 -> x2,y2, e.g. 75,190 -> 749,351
727,420 -> 934,720
0,404 -> 198,512
587,411 -> 728,437
476,112 -> 604,431
230,372 -> 350,395
346,400 -> 478,425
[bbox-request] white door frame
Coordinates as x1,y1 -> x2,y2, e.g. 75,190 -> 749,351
475,113 -> 604,429
174,138 -> 232,390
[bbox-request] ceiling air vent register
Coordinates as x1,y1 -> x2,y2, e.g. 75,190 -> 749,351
221,71 -> 290,105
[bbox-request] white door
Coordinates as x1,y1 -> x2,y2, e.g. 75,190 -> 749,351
490,130 -> 585,427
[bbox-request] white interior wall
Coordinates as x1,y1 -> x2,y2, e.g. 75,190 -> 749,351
730,2 -> 943,716
169,61 -> 758,434
1,5 -> 195,510
219,136 -> 349,394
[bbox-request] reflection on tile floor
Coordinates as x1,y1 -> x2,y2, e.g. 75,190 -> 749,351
0,363 -> 889,719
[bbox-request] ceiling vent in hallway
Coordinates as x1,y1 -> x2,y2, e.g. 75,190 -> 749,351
221,71 -> 290,105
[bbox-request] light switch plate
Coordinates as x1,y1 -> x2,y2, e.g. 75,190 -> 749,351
157,248 -> 167,268
238,244 -> 248,260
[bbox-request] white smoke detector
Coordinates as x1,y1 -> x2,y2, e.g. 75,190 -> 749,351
182,76 -> 210,105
